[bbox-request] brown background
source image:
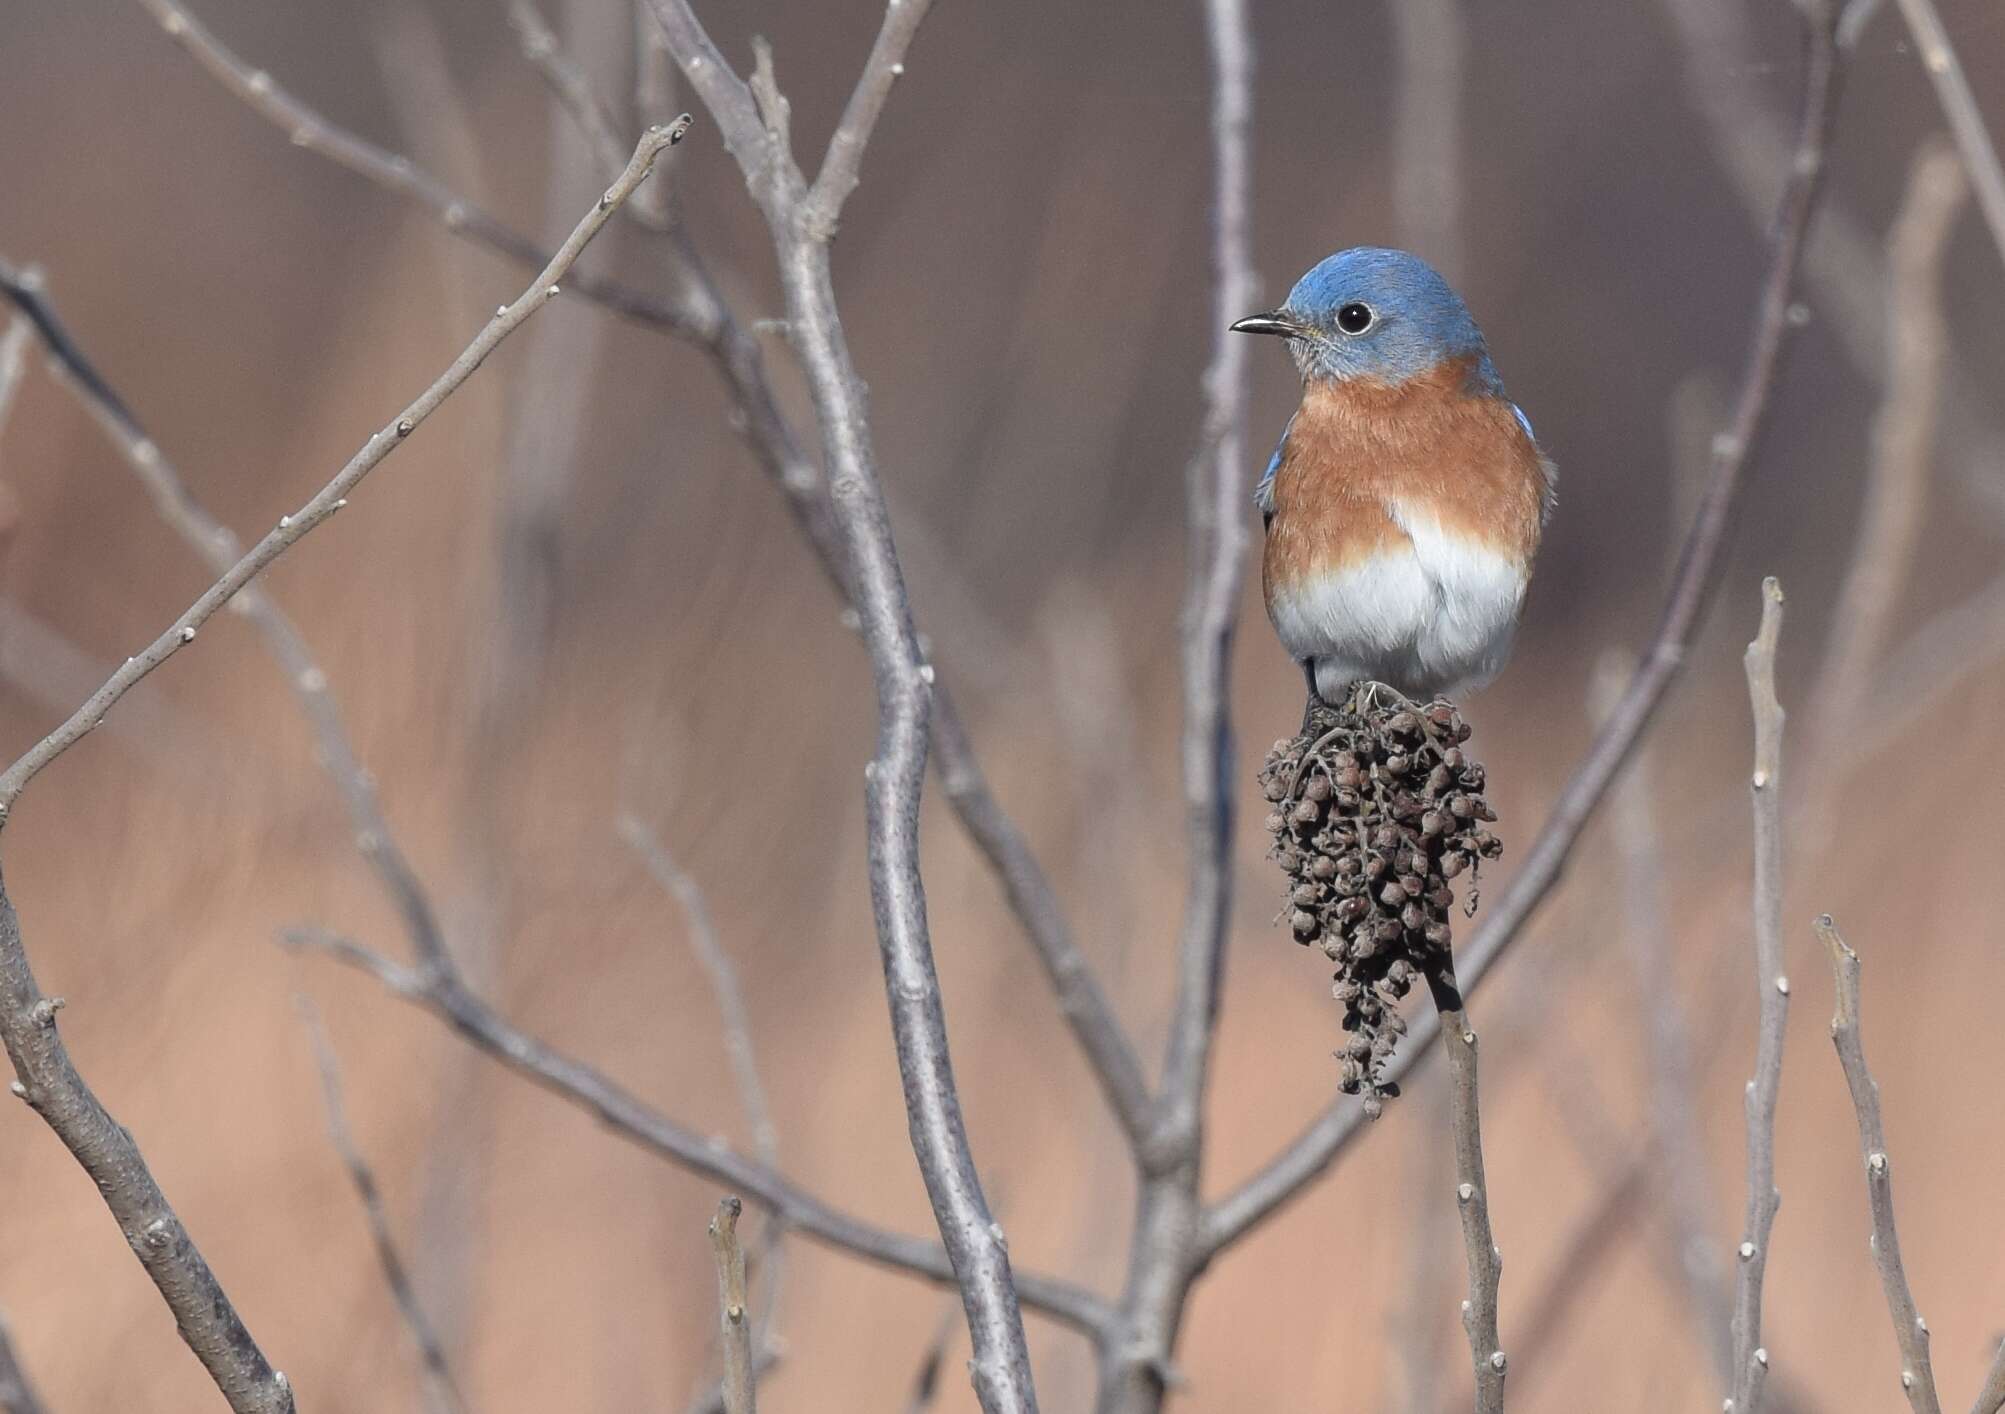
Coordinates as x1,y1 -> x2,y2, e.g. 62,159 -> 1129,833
3,1 -> 2005,1409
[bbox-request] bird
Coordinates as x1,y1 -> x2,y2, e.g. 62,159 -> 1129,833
1232,247 -> 1553,711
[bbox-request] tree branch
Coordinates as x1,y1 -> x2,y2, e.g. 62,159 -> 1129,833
1198,0 -> 1845,1256
1729,576 -> 1789,1414
130,0 -> 1146,1163
1092,4 -> 1253,1407
707,1197 -> 757,1414
296,999 -> 468,1414
0,124 -> 683,818
0,124 -> 675,1414
130,0 -> 697,334
1814,916 -> 1942,1414
1889,0 -> 2005,274
498,0 -> 636,207
801,0 -> 935,237
284,927 -> 1112,1341
0,1313 -> 47,1414
1435,988 -> 1505,1413
641,12 -> 1041,1407
0,872 -> 293,1413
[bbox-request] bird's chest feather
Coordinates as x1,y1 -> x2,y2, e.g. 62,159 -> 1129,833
1262,368 -> 1544,603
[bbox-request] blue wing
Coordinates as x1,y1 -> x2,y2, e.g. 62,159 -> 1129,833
1254,414 -> 1294,526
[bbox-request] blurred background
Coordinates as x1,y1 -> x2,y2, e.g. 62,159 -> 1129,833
3,0 -> 2005,1408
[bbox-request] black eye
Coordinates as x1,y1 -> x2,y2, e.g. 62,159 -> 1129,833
1336,302 -> 1375,335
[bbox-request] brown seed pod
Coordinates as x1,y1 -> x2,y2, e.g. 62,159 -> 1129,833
1257,693 -> 1502,1114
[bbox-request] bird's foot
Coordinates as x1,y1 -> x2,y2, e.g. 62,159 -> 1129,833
1347,679 -> 1417,716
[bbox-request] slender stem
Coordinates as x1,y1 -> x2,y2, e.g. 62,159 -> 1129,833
132,0 -> 1143,1163
130,0 -> 695,332
0,124 -> 684,819
1198,3 -> 1844,1255
0,867 -> 293,1413
497,0 -> 637,209
802,0 -> 935,236
643,10 -> 1041,1406
296,1000 -> 469,1414
1435,989 -> 1505,1413
1729,576 -> 1789,1414
0,1313 -> 48,1414
707,1198 -> 757,1414
1814,917 -> 1943,1414
286,927 -> 1113,1339
1091,4 -> 1252,1408
1890,0 -> 2005,274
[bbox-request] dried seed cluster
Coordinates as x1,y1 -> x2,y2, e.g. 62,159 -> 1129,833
1259,698 -> 1501,1116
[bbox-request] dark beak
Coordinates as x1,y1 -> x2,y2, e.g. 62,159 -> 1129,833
1229,312 -> 1307,338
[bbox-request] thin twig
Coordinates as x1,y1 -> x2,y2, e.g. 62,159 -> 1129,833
1592,651 -> 1734,1383
1807,140 -> 1966,752
619,816 -> 778,1166
1198,0 -> 1845,1256
1730,576 -> 1789,1414
1,261 -> 453,976
284,928 -> 1111,1340
0,1313 -> 47,1414
900,1300 -> 965,1414
497,0 -> 634,201
0,314 -> 33,451
0,124 -> 683,819
1890,0 -> 2005,274
0,125 -> 674,1414
0,873 -> 293,1413
642,12 -> 1040,1408
1974,1345 -> 2005,1414
1814,917 -> 1942,1414
1435,983 -> 1505,1413
619,813 -> 791,1379
137,0 -> 1143,1168
295,999 -> 469,1414
800,0 -> 932,237
1092,4 -> 1254,1407
707,1198 -> 757,1414
130,0 -> 695,333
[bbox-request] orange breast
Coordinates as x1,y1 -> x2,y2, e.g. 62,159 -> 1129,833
1262,358 -> 1547,603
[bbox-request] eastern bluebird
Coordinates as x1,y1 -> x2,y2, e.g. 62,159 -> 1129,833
1233,247 -> 1553,709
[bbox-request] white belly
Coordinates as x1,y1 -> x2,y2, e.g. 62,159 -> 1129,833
1269,512 -> 1528,700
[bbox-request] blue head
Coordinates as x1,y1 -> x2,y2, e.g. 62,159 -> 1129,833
1232,247 -> 1501,393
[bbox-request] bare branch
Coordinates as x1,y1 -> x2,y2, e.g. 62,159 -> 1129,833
1592,651 -> 1734,1382
0,127 -> 676,1414
296,999 -> 468,1414
2,261 -> 453,976
1093,4 -> 1254,1406
1435,991 -> 1505,1413
620,813 -> 791,1385
707,1198 -> 757,1414
931,700 -> 1152,1150
801,0 -> 935,237
1889,0 -> 2005,274
0,874 -> 293,1413
0,313 -> 32,450
498,0 -> 633,190
284,927 -> 1112,1340
645,11 -> 1041,1407
1199,2 -> 1845,1255
0,124 -> 682,819
1808,140 -> 1966,748
1729,576 -> 1789,1414
0,1313 -> 47,1414
1814,917 -> 1942,1414
619,816 -> 779,1167
133,0 -> 1139,1170
130,0 -> 696,333
1974,1344 -> 2005,1414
